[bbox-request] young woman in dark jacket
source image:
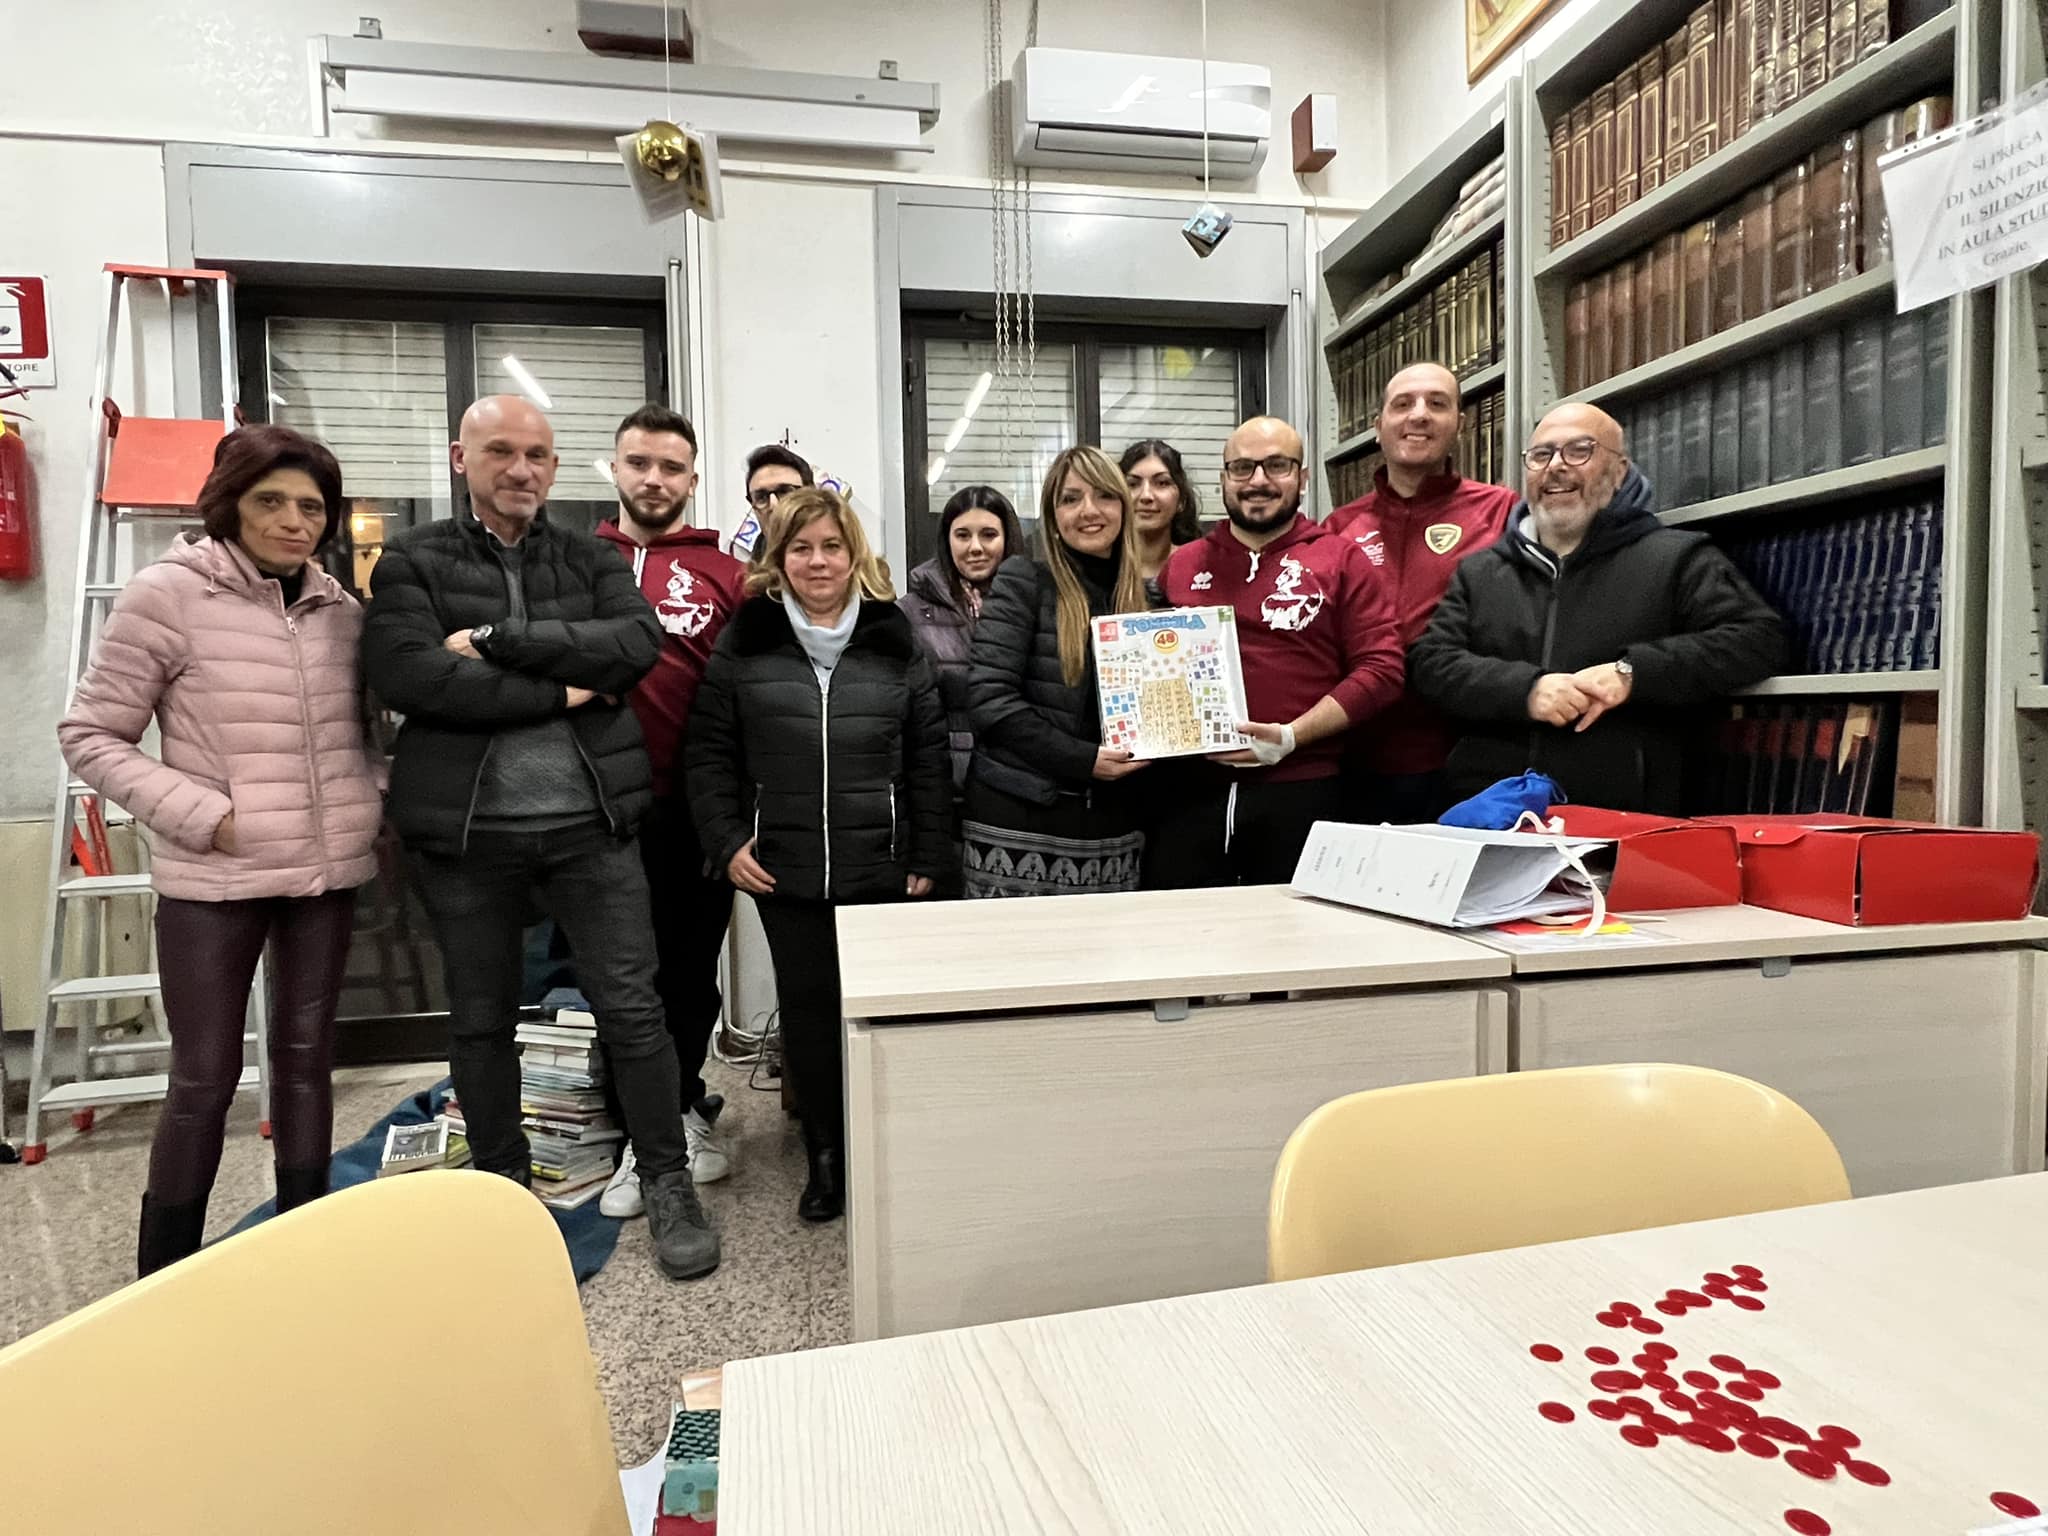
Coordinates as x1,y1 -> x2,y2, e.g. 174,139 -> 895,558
963,445 -> 1152,898
686,487 -> 950,1221
898,485 -> 1025,799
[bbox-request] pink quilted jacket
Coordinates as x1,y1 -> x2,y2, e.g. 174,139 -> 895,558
58,535 -> 385,901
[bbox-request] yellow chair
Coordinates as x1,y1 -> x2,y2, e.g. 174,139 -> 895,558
0,1171 -> 629,1535
1267,1063 -> 1851,1283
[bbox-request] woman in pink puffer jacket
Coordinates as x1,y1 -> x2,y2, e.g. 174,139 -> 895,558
59,425 -> 384,1276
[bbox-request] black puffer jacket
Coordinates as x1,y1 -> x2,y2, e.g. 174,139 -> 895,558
1410,467 -> 1784,813
360,511 -> 660,851
966,553 -> 1123,807
898,558 -> 978,794
685,596 -> 951,904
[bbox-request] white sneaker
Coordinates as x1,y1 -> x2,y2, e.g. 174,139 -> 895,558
599,1143 -> 644,1218
685,1099 -> 733,1184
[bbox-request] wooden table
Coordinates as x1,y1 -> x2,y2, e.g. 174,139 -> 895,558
836,886 -> 1513,1340
722,1174 -> 2048,1534
1467,906 -> 2048,1198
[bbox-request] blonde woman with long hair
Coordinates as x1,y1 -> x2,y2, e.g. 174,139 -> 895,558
686,487 -> 951,1221
962,445 -> 1152,898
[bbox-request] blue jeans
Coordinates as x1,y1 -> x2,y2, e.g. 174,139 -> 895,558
412,821 -> 688,1180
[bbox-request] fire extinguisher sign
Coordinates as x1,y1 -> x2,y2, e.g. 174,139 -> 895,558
0,275 -> 54,389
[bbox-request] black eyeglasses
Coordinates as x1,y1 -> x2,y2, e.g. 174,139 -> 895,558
1222,455 -> 1303,481
1521,437 -> 1613,471
747,483 -> 802,511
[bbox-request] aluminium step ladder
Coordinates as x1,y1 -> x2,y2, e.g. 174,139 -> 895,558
19,264 -> 272,1163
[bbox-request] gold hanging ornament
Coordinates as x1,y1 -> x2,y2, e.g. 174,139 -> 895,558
634,119 -> 691,182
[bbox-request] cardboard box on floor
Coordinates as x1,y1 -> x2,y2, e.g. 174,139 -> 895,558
1702,814 -> 2041,926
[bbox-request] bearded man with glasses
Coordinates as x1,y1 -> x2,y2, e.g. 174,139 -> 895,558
1410,403 -> 1783,814
1147,415 -> 1404,888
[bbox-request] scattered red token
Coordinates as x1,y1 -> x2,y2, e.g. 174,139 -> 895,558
1660,1389 -> 1695,1411
1745,1369 -> 1782,1390
1643,1342 -> 1678,1361
1630,1316 -> 1665,1334
1631,1352 -> 1661,1370
1683,1371 -> 1720,1391
1786,1450 -> 1837,1481
1727,1380 -> 1765,1402
1597,1311 -> 1629,1329
1539,1401 -> 1576,1423
1816,1440 -> 1854,1466
1734,1276 -> 1769,1292
1992,1494 -> 2042,1520
1732,1264 -> 1763,1279
1612,1302 -> 1642,1317
1531,1343 -> 1565,1362
1591,1370 -> 1643,1392
1643,1371 -> 1677,1391
1814,1426 -> 1860,1448
1730,1295 -> 1767,1311
1619,1424 -> 1659,1448
1670,1290 -> 1711,1308
1721,1401 -> 1762,1429
1708,1354 -> 1746,1373
1702,1281 -> 1737,1299
1615,1395 -> 1653,1418
1846,1460 -> 1891,1487
1683,1423 -> 1738,1453
1588,1399 -> 1626,1421
1756,1417 -> 1810,1444
1586,1347 -> 1621,1365
1739,1433 -> 1782,1459
1655,1299 -> 1689,1316
1784,1509 -> 1830,1536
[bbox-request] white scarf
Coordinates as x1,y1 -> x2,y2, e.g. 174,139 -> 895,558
783,591 -> 860,689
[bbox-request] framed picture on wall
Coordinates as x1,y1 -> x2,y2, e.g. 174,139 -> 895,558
1467,0 -> 1558,82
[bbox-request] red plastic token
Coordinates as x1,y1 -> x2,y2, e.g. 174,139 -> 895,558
1992,1495 -> 2042,1520
1683,1371 -> 1721,1391
1588,1399 -> 1626,1421
1732,1264 -> 1763,1279
1703,1272 -> 1737,1287
1630,1317 -> 1665,1334
1631,1352 -> 1661,1370
1721,1402 -> 1762,1429
1681,1423 -> 1737,1453
1531,1344 -> 1565,1362
1643,1342 -> 1678,1360
1670,1290 -> 1711,1307
1739,1434 -> 1782,1459
1745,1369 -> 1782,1390
1756,1417 -> 1810,1444
1660,1390 -> 1695,1413
1644,1412 -> 1684,1436
1591,1370 -> 1643,1392
1708,1354 -> 1746,1373
1814,1426 -> 1859,1448
1597,1311 -> 1629,1328
1643,1371 -> 1678,1391
1614,1395 -> 1653,1418
1587,1347 -> 1622,1365
1734,1276 -> 1769,1292
1730,1295 -> 1767,1311
1702,1281 -> 1737,1299
1539,1401 -> 1576,1423
1612,1302 -> 1642,1317
1655,1299 -> 1689,1316
1784,1510 -> 1830,1536
1786,1450 -> 1837,1481
1727,1380 -> 1765,1402
1619,1424 -> 1659,1448
1845,1460 -> 1891,1487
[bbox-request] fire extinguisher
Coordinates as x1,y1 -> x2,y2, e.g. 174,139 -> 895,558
0,375 -> 34,583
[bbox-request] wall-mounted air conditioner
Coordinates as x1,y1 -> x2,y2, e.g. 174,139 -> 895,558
1011,47 -> 1271,179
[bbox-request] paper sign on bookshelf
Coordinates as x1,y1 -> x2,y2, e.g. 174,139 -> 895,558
1093,607 -> 1250,760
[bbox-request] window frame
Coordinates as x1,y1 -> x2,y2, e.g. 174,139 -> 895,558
901,314 -> 1267,568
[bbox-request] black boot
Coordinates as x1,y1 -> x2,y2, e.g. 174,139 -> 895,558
799,1144 -> 843,1223
274,1162 -> 330,1214
137,1192 -> 208,1278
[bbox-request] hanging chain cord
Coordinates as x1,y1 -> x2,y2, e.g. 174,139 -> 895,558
987,0 -> 1013,473
1021,0 -> 1040,479
1200,0 -> 1210,198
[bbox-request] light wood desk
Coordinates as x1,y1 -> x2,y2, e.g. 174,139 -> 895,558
1468,907 -> 2048,1198
723,1174 -> 2048,1535
836,886 -> 1512,1340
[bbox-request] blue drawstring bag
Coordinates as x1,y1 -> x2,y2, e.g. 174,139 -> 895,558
1439,771 -> 1566,831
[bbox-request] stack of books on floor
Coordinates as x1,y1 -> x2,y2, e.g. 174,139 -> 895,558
520,1004 -> 622,1210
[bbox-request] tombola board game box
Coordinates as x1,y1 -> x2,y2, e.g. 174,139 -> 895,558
1093,607 -> 1251,761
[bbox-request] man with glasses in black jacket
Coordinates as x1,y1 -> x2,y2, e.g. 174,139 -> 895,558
1410,402 -> 1783,814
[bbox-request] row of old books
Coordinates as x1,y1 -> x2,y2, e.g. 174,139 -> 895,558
1352,156 -> 1506,312
1332,244 -> 1505,442
1563,98 -> 1952,393
1703,696 -> 1922,817
1326,393 -> 1511,508
1616,303 -> 1948,510
1718,498 -> 1944,676
1548,0 -> 1950,251
518,1003 -> 622,1209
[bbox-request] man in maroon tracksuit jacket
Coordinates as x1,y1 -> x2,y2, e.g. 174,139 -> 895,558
1151,416 -> 1405,887
1327,362 -> 1517,822
593,405 -> 746,1213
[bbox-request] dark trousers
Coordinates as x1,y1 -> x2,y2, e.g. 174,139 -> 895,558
754,896 -> 844,1151
1345,767 -> 1453,825
638,802 -> 733,1109
151,889 -> 358,1206
1143,774 -> 1344,889
413,822 -> 689,1181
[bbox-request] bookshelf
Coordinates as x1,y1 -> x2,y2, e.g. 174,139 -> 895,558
1318,82 -> 1527,501
1983,0 -> 2048,856
1520,0 -> 1998,823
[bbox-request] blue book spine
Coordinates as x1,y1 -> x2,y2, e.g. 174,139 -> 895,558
1916,506 -> 1944,670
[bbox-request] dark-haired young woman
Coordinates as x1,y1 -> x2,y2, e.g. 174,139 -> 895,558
1120,438 -> 1204,581
58,425 -> 385,1275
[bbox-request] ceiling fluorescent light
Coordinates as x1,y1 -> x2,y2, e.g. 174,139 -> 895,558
962,371 -> 993,417
925,454 -> 948,486
943,417 -> 972,453
501,355 -> 554,409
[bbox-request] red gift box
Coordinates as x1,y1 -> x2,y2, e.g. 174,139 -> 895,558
1552,806 -> 1743,911
1703,814 -> 2041,926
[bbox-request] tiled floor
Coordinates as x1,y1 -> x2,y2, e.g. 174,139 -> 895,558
0,1055 -> 846,1464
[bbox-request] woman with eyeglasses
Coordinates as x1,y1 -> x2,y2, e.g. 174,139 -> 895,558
1120,439 -> 1204,581
963,446 -> 1152,897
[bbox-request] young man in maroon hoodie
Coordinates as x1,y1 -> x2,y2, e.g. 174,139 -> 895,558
1326,362 -> 1517,822
594,405 -> 747,1217
1151,416 -> 1405,887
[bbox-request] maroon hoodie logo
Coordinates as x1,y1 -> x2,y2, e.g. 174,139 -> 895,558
1260,555 -> 1325,633
655,561 -> 717,638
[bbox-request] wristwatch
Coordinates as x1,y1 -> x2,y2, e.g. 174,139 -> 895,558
469,624 -> 497,658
